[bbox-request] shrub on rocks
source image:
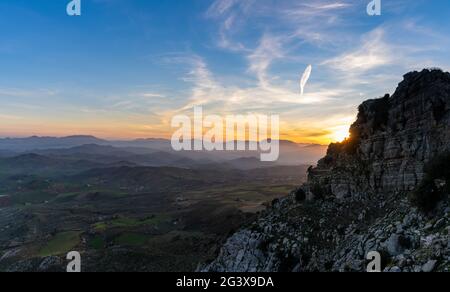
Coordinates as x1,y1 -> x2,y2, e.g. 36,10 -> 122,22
294,188 -> 306,202
410,152 -> 450,212
310,183 -> 330,200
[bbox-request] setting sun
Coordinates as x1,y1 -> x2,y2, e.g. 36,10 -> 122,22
331,126 -> 350,142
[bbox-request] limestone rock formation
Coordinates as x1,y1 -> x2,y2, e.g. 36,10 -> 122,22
203,69 -> 450,272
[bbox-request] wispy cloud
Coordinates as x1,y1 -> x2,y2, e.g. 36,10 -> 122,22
206,0 -> 242,17
322,28 -> 393,73
248,34 -> 286,87
3,0 -> 450,143
139,93 -> 166,98
196,0 -> 450,143
159,52 -> 343,128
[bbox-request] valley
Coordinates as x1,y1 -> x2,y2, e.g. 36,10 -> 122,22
0,138 -> 312,271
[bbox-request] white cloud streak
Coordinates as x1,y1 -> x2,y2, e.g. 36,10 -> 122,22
322,28 -> 393,73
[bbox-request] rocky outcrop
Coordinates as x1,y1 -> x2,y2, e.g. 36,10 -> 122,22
203,69 -> 450,272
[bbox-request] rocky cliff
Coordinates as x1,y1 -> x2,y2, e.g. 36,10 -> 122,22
203,69 -> 450,272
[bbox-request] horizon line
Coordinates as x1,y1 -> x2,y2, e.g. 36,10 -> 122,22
0,134 -> 330,146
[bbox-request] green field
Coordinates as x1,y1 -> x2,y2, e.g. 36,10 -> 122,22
89,236 -> 106,250
114,233 -> 151,246
38,231 -> 82,257
0,163 -> 308,271
93,214 -> 171,232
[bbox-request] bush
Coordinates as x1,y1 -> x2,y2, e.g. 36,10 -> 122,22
294,188 -> 306,202
310,183 -> 329,200
372,94 -> 390,132
410,178 -> 444,212
410,152 -> 450,212
424,151 -> 450,180
271,198 -> 280,207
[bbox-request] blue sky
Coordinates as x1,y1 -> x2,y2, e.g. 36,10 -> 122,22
0,0 -> 449,143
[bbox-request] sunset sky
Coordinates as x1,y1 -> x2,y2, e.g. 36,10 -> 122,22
1,0 -> 449,144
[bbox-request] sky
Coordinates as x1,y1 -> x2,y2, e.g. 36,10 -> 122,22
0,0 -> 449,144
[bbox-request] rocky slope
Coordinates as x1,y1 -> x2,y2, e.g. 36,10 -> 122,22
202,69 -> 450,272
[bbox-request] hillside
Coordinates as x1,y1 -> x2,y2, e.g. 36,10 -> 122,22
203,69 -> 450,272
0,158 -> 309,272
0,137 -> 327,167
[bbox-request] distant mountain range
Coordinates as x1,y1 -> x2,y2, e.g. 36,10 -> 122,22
0,136 -> 327,168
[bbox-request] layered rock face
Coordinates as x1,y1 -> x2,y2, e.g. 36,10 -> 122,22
203,69 -> 450,272
308,69 -> 450,200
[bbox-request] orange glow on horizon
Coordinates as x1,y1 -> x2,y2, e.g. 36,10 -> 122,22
0,116 -> 352,146
0,128 -> 346,146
